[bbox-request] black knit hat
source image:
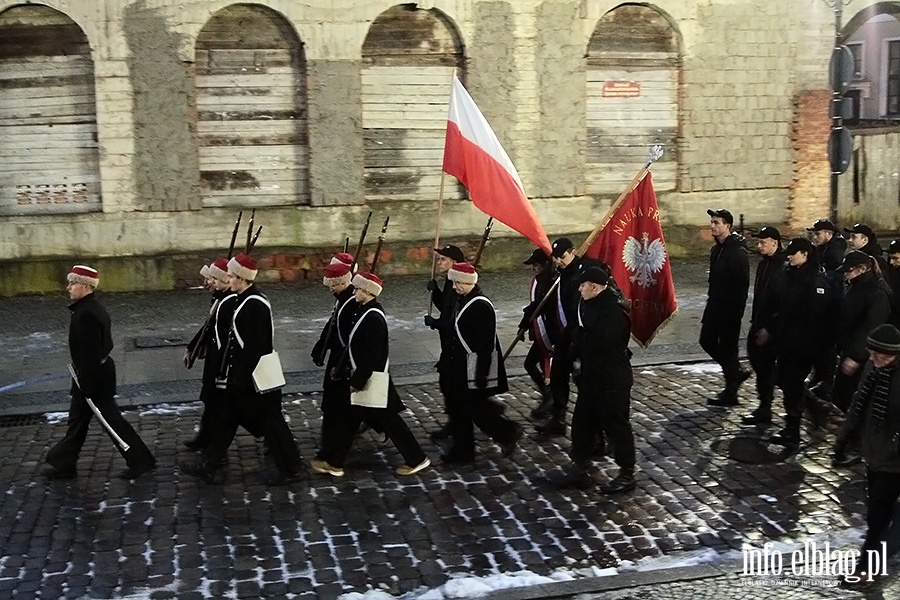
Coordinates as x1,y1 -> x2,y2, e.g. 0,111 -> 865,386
867,324 -> 900,356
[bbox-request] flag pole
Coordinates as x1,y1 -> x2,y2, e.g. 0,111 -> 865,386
502,145 -> 664,361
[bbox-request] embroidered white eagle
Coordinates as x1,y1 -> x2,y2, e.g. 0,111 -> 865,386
622,232 -> 667,288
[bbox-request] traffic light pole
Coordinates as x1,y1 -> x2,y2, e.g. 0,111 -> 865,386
829,2 -> 843,222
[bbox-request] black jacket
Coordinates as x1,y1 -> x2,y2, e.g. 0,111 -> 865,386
840,360 -> 900,473
430,277 -> 458,350
440,286 -> 509,397
858,239 -> 889,275
554,255 -> 609,335
313,286 -> 358,408
888,266 -> 900,328
519,267 -> 559,346
186,290 -> 233,384
226,285 -> 277,398
68,293 -> 114,397
574,288 -> 633,391
750,251 -> 786,334
816,235 -> 847,273
346,299 -> 404,415
704,232 -> 750,319
837,271 -> 892,363
775,261 -> 830,361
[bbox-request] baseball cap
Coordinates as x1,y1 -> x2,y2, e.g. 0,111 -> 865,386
839,250 -> 873,272
523,248 -> 550,265
578,266 -> 610,286
751,226 -> 781,242
843,223 -> 876,240
434,244 -> 465,262
784,237 -> 814,255
707,208 -> 734,225
550,237 -> 574,258
807,219 -> 838,233
888,239 -> 900,255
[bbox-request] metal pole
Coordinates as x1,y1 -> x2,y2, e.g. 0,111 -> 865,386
829,2 -> 843,222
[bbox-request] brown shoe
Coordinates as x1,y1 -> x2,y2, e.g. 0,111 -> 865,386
310,459 -> 345,477
396,457 -> 431,476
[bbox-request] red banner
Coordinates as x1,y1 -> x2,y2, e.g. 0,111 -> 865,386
584,172 -> 677,347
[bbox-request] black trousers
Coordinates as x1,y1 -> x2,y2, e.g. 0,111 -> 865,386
446,392 -> 519,458
203,390 -> 302,476
570,387 -> 635,470
776,358 -> 813,421
747,330 -> 777,407
46,359 -> 154,472
832,359 -> 863,413
809,343 -> 837,394
330,409 -> 426,469
549,338 -> 575,418
190,374 -> 221,448
524,342 -> 549,393
699,311 -> 743,383
861,469 -> 900,565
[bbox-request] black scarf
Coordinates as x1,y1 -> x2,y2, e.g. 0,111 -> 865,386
847,361 -> 899,426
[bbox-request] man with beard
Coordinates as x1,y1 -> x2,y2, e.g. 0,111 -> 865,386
557,267 -> 635,493
701,208 -> 751,407
181,253 -> 304,485
742,227 -> 786,426
44,265 -> 156,480
183,257 -> 236,451
439,262 -> 522,463
769,238 -> 830,446
807,219 -> 847,272
424,244 -> 465,441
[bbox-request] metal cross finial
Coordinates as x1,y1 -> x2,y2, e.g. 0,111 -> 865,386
643,145 -> 664,169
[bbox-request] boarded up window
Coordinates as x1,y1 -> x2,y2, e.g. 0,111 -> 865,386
0,5 -> 101,215
362,4 -> 464,202
586,5 -> 679,195
195,4 -> 309,208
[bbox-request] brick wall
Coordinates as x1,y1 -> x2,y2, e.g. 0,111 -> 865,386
788,89 -> 831,232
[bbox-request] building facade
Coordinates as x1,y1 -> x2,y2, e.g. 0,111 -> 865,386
0,0 -> 894,293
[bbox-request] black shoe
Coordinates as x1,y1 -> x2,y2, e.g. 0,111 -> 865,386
530,396 -> 554,420
707,391 -> 738,407
832,451 -> 861,468
440,450 -> 475,465
429,424 -> 452,442
736,369 -> 752,384
43,465 -> 77,480
769,429 -> 800,447
535,419 -> 567,437
804,397 -> 830,429
119,460 -> 156,480
180,460 -> 217,484
741,409 -> 772,425
600,472 -> 636,494
183,436 -> 204,450
499,424 -> 523,457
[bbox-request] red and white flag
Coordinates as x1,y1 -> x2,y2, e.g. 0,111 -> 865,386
584,173 -> 677,347
442,76 -> 551,254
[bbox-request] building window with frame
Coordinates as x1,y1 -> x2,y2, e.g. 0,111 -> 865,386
846,41 -> 864,79
887,40 -> 900,117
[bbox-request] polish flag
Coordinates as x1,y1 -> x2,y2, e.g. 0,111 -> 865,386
442,76 -> 551,254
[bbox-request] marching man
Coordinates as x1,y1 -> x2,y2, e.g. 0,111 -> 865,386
44,265 -> 156,480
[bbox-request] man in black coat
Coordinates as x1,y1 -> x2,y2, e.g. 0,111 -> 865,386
438,262 -> 522,463
700,208 -> 751,407
424,244 -> 465,440
742,227 -> 786,425
315,272 -> 430,477
887,239 -> 900,328
557,267 -> 635,493
519,248 -> 559,419
44,265 -> 156,480
181,253 -> 303,485
182,257 -> 235,450
808,219 -> 847,272
845,223 -> 889,275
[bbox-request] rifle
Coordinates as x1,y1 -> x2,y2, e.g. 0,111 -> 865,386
316,212 -> 373,366
245,209 -> 255,253
472,217 -> 493,269
227,211 -> 242,258
248,226 -> 262,253
370,216 -> 390,274
343,237 -> 350,253
185,306 -> 215,370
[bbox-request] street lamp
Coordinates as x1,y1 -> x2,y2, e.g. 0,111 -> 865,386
821,0 -> 856,222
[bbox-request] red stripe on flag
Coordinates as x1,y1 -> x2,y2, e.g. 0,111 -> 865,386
444,121 -> 551,253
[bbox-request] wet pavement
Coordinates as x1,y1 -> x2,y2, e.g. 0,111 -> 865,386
1,257 -> 898,599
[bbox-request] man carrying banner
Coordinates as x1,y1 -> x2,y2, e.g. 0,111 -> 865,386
520,248 -> 558,419
700,208 -> 750,407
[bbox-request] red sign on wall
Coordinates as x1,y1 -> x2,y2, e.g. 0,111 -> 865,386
602,81 -> 641,98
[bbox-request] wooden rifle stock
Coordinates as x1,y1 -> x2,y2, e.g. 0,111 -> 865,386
227,211 -> 242,258
370,216 -> 390,274
472,217 -> 493,269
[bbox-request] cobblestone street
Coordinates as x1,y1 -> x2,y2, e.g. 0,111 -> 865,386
1,363 -> 895,599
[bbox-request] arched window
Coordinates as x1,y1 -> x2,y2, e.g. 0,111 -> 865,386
0,4 -> 101,215
586,4 -> 680,195
362,4 -> 465,202
195,4 -> 309,207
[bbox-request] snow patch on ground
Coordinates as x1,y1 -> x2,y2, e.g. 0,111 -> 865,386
676,362 -> 722,375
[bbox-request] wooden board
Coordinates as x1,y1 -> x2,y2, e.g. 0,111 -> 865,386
0,5 -> 101,214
